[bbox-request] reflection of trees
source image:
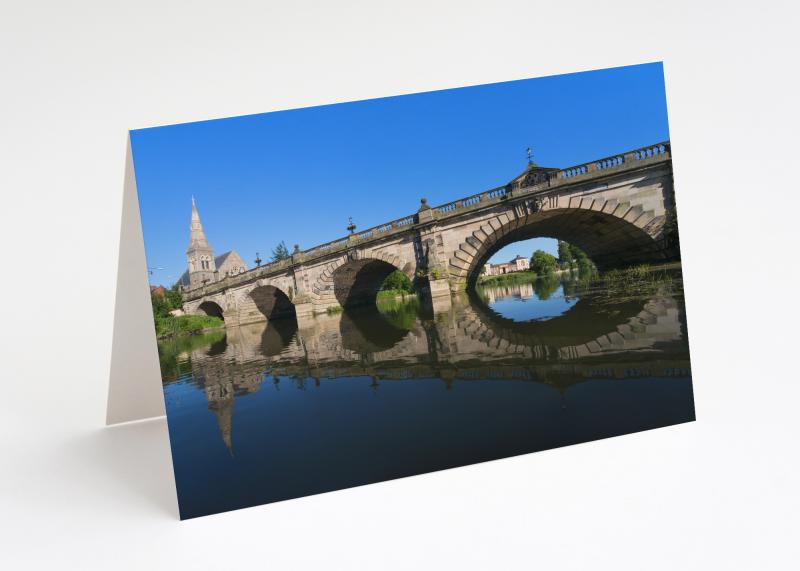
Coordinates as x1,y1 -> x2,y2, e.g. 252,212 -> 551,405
375,296 -> 421,330
534,274 -> 561,300
561,266 -> 596,298
158,330 -> 227,382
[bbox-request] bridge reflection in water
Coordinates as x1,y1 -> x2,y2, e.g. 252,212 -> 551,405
160,279 -> 694,519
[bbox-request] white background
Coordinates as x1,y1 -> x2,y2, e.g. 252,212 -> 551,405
1,1 -> 799,569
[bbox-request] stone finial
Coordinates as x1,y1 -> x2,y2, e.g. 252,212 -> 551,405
418,197 -> 431,211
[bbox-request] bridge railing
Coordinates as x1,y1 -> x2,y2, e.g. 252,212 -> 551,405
182,141 -> 671,298
520,141 -> 671,192
434,185 -> 509,216
299,212 -> 419,262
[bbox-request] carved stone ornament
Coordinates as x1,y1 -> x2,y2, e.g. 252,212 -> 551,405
521,170 -> 551,188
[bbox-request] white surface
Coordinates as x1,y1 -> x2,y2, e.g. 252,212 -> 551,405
106,138 -> 165,425
1,1 -> 798,569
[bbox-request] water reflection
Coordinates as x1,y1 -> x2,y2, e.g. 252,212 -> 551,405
476,279 -> 579,322
161,275 -> 694,519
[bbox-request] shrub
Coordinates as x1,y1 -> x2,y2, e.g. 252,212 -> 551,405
530,250 -> 558,275
381,270 -> 414,293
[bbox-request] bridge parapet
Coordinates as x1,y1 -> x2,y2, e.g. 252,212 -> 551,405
514,141 -> 670,194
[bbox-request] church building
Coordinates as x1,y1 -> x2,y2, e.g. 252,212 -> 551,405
178,197 -> 248,289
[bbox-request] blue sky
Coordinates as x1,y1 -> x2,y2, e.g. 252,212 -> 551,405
131,62 -> 669,285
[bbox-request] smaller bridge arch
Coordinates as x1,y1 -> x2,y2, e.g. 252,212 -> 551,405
197,300 -> 226,319
310,251 -> 414,310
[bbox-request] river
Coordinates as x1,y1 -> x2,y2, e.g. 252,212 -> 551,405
159,270 -> 694,519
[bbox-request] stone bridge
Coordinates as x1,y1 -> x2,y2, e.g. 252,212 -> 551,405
182,142 -> 676,326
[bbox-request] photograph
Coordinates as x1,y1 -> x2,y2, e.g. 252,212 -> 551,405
131,62 -> 694,519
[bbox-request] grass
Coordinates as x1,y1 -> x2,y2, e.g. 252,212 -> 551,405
477,270 -> 540,286
594,264 -> 677,301
155,314 -> 224,339
377,288 -> 415,300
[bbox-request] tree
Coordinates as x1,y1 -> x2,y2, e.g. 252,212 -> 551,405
271,241 -> 290,262
151,291 -> 170,319
557,240 -> 573,266
530,250 -> 558,276
165,283 -> 183,311
570,246 -> 594,275
381,270 -> 414,293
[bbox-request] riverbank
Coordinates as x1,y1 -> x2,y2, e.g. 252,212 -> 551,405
478,270 -> 539,286
477,268 -> 576,287
377,289 -> 416,301
155,314 -> 225,339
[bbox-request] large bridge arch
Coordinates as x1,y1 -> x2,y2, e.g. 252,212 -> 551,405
310,251 -> 414,310
450,197 -> 669,288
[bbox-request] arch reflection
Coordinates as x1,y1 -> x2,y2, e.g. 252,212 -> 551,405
165,280 -> 691,453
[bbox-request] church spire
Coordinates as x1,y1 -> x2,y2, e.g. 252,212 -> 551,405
185,197 -> 217,287
187,196 -> 211,252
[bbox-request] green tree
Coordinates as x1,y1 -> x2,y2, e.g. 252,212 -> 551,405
534,273 -> 561,300
530,250 -> 558,276
271,241 -> 290,262
381,270 -> 414,293
572,247 -> 594,274
557,240 -> 573,266
165,283 -> 183,311
151,292 -> 170,319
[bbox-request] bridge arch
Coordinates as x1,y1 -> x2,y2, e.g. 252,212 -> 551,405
311,251 -> 414,309
450,198 -> 668,288
248,284 -> 297,321
197,300 -> 226,320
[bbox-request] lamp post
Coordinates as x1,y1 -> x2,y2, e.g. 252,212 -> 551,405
347,217 -> 356,234
254,252 -> 262,267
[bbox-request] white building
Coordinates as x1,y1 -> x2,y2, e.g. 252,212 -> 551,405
483,255 -> 530,276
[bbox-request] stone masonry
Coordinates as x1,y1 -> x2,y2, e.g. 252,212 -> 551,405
182,142 -> 677,326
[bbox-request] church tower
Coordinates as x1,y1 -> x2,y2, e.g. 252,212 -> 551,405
186,197 -> 217,287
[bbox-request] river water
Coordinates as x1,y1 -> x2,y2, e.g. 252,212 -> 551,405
160,272 -> 694,519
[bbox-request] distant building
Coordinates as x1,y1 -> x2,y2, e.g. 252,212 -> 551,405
179,197 -> 248,289
483,255 -> 530,276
